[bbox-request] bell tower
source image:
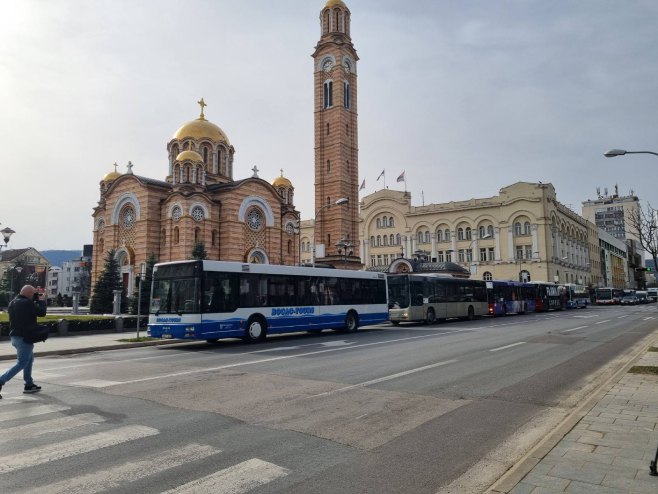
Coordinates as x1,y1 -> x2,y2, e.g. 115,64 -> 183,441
312,0 -> 361,269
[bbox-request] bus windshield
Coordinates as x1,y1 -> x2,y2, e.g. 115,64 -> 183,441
150,262 -> 202,315
387,275 -> 411,308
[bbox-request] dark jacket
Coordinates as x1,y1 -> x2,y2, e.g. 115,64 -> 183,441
8,295 -> 47,338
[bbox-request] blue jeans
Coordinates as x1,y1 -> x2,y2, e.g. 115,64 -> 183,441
0,336 -> 35,385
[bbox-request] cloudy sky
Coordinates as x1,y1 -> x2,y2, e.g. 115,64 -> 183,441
2,0 -> 658,251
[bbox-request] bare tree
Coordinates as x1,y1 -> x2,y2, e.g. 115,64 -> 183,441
626,202 -> 658,277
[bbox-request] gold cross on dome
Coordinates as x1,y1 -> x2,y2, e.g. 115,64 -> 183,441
197,98 -> 207,119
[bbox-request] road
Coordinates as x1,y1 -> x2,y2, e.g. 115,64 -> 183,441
1,305 -> 656,493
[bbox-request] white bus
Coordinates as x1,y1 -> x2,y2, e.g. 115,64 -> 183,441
387,273 -> 488,324
148,260 -> 389,343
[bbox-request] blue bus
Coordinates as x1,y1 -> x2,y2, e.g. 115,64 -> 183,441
148,260 -> 389,343
563,283 -> 589,309
487,280 -> 537,316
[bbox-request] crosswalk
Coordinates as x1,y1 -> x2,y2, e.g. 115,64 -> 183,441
0,397 -> 291,493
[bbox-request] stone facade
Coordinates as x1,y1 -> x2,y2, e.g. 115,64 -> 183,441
91,105 -> 299,294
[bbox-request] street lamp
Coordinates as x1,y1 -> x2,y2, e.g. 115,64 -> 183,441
604,149 -> 658,158
336,238 -> 354,266
312,197 -> 349,267
0,227 -> 15,251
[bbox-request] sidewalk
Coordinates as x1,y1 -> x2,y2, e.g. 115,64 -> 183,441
0,331 -> 190,360
490,342 -> 658,494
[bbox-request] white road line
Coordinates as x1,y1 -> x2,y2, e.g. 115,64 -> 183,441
0,425 -> 158,474
20,443 -> 220,494
643,317 -> 655,321
562,326 -> 589,333
161,458 -> 290,494
70,379 -> 125,388
309,359 -> 459,399
595,320 -> 611,325
0,404 -> 69,422
618,315 -> 629,319
94,330 -> 473,387
0,413 -> 106,443
489,342 -> 526,352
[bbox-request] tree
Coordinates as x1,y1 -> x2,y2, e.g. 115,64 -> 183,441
625,202 -> 658,278
191,242 -> 208,260
130,252 -> 158,315
56,293 -> 64,307
90,249 -> 124,314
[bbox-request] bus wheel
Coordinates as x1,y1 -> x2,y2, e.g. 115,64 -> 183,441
425,308 -> 436,325
206,338 -> 219,344
391,321 -> 400,326
467,306 -> 475,320
344,311 -> 359,333
244,316 -> 267,343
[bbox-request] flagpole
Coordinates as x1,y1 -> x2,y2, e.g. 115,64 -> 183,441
404,175 -> 407,193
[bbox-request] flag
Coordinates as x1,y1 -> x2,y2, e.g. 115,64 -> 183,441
359,179 -> 365,191
377,169 -> 385,181
396,171 -> 405,182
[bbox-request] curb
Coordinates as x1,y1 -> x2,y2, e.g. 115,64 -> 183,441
485,328 -> 658,493
0,339 -> 193,361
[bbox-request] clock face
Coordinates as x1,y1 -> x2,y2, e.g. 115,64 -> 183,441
323,59 -> 333,72
192,206 -> 204,222
343,60 -> 351,73
286,223 -> 294,234
172,206 -> 182,221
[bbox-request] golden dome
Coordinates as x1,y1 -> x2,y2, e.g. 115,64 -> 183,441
272,169 -> 292,188
175,150 -> 204,162
102,163 -> 121,182
173,117 -> 230,144
325,0 -> 347,8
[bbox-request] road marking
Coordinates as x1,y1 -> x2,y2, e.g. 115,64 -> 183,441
573,315 -> 597,319
0,404 -> 69,422
0,413 -> 106,443
595,320 -> 611,325
618,315 -> 629,319
95,330 -> 473,387
562,326 -> 588,333
309,359 -> 459,398
161,458 -> 290,494
489,342 -> 526,352
643,317 -> 655,320
0,425 -> 159,474
21,443 -> 220,494
69,379 -> 125,388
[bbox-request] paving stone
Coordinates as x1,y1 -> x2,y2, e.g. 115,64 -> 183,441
509,482 -> 536,494
628,477 -> 658,494
530,487 -> 568,494
563,450 -> 614,465
523,473 -> 570,491
564,479 -> 626,493
549,463 -> 606,484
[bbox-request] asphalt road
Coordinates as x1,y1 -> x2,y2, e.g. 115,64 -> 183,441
1,304 -> 656,493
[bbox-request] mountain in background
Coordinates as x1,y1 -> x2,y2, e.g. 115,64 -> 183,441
41,250 -> 83,268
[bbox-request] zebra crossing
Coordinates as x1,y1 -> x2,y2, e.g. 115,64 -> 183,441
0,397 -> 291,494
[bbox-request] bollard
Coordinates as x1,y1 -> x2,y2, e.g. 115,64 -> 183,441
114,316 -> 124,333
57,319 -> 68,336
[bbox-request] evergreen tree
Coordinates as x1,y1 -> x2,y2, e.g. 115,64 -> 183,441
90,249 -> 123,314
130,252 -> 158,315
191,242 -> 208,260
56,293 -> 64,307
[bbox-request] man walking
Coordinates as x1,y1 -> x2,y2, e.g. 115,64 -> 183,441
0,285 -> 47,398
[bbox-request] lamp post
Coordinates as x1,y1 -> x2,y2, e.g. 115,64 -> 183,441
604,149 -> 658,158
312,197 -> 348,267
465,233 -> 492,274
0,227 -> 15,251
336,238 -> 355,267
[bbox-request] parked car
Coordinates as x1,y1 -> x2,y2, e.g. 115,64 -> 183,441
620,295 -> 638,306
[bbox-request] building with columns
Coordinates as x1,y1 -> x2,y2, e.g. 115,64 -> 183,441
91,101 -> 300,294
357,182 -> 598,285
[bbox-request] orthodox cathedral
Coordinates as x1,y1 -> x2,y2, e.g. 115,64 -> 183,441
91,0 -> 359,291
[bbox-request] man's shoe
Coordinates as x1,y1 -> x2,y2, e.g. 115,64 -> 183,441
24,383 -> 42,394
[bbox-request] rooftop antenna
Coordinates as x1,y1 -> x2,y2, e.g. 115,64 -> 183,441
604,187 -> 609,197
596,187 -> 601,198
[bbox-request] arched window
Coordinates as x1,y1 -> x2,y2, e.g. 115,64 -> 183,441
326,123 -> 330,135
288,240 -> 292,254
514,222 -> 522,236
383,235 -> 388,246
466,227 -> 472,240
191,206 -> 204,222
458,228 -> 464,240
389,217 -> 394,227
524,222 -> 531,235
382,217 -> 388,228
343,81 -> 350,108
376,218 -> 381,229
487,225 -> 494,238
425,231 -> 430,243
323,80 -> 333,108
212,230 -> 218,246
376,235 -> 381,246
417,231 -> 423,243
370,236 -> 375,247
203,147 -> 208,163
389,234 -> 394,245
174,227 -> 180,244
479,226 -> 485,238
445,229 -> 451,241
483,271 -> 493,281
396,233 -> 401,245
194,227 -> 200,244
436,229 -> 443,242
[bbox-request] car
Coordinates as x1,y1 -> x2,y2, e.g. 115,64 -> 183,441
620,295 -> 638,305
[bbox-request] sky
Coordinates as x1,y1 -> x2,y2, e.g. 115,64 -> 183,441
2,0 -> 658,251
